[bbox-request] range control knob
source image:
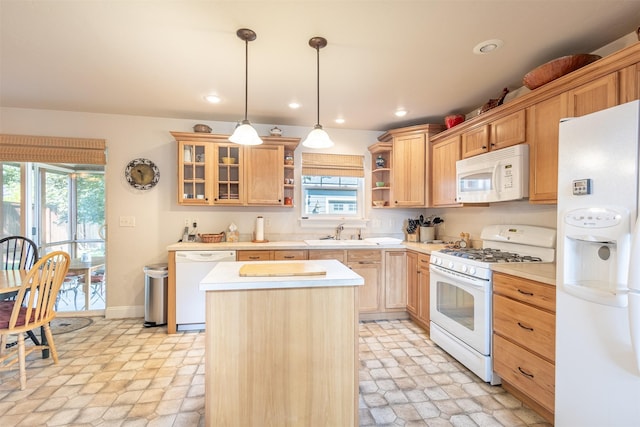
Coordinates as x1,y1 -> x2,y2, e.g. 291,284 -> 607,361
461,265 -> 468,273
469,267 -> 476,275
448,261 -> 454,269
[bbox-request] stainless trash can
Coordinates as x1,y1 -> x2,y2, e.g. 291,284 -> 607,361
143,263 -> 168,327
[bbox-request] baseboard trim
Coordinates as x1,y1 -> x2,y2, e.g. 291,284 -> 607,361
105,305 -> 144,319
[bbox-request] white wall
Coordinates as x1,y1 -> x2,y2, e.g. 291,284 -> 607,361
0,107 -> 557,317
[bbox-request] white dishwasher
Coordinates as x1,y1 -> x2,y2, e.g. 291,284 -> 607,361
175,250 -> 236,331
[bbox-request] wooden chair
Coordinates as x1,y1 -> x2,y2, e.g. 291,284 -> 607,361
0,251 -> 70,390
0,236 -> 39,271
0,236 -> 41,349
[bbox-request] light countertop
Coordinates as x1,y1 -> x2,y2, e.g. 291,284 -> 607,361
199,259 -> 364,291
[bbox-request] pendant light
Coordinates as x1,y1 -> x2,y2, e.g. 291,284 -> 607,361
302,36 -> 334,149
229,28 -> 263,146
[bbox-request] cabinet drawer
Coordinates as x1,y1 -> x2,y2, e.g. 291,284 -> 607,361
308,250 -> 345,262
493,294 -> 555,361
493,334 -> 555,413
237,251 -> 273,261
273,250 -> 308,260
347,250 -> 382,263
493,272 -> 555,312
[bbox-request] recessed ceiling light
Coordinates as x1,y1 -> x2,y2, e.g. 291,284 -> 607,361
395,109 -> 408,117
473,39 -> 503,55
204,94 -> 221,104
335,118 -> 345,124
288,102 -> 301,109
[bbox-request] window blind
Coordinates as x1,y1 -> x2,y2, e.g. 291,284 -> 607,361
301,153 -> 364,178
0,134 -> 106,165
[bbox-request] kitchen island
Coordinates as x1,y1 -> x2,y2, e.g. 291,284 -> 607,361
199,259 -> 364,427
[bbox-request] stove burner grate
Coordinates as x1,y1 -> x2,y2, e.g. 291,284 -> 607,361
439,248 -> 542,263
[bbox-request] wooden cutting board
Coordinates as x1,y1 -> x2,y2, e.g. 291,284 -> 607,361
239,262 -> 327,277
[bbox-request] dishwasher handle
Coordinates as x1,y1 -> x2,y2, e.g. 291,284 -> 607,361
175,250 -> 236,262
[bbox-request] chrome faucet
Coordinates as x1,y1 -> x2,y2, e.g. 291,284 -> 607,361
335,223 -> 344,240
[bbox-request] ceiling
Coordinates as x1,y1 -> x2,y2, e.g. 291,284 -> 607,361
1,1 -> 639,132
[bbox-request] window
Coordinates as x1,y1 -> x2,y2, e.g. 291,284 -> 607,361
300,153 -> 365,222
302,176 -> 361,217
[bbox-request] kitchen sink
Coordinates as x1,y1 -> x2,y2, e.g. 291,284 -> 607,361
304,239 -> 377,246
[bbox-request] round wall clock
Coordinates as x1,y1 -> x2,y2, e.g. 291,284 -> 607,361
125,158 -> 160,190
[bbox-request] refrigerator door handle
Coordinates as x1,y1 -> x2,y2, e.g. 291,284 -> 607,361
627,215 -> 640,373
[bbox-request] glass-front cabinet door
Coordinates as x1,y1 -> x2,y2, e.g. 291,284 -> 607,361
178,141 -> 212,205
214,144 -> 244,205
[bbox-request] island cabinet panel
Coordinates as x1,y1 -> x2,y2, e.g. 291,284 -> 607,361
205,285 -> 359,426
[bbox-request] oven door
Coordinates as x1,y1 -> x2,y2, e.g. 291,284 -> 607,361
429,264 -> 492,355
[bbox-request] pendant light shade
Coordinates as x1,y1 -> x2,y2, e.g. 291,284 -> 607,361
229,28 -> 263,146
302,36 -> 334,149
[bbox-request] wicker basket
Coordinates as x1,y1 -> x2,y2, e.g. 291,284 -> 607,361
198,232 -> 225,243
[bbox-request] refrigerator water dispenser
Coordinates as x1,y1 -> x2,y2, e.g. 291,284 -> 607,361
562,207 -> 631,307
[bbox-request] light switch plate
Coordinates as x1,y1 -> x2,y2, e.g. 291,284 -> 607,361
119,216 -> 136,227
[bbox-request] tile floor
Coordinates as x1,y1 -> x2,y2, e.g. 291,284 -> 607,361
0,317 -> 552,426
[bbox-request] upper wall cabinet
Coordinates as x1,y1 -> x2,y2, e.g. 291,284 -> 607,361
171,132 -> 299,207
372,124 -> 446,208
461,110 -> 526,158
431,42 -> 640,205
431,134 -> 461,207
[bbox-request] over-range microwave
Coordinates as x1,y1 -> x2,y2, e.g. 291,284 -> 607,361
455,144 -> 529,203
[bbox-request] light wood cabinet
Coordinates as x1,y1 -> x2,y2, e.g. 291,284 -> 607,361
492,272 -> 555,423
308,250 -> 345,263
406,251 -> 430,331
347,250 -> 382,313
431,135 -> 461,206
177,140 -> 214,205
461,110 -> 526,158
416,254 -> 430,331
368,142 -> 392,208
526,94 -> 565,204
372,124 -> 446,208
566,72 -> 618,117
406,251 -> 418,316
172,132 -> 299,207
431,44 -> 640,207
244,144 -> 284,205
384,250 -> 407,310
237,250 -> 308,261
393,133 -> 427,207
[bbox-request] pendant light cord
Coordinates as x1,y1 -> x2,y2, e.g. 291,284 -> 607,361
244,38 -> 249,122
315,45 -> 320,127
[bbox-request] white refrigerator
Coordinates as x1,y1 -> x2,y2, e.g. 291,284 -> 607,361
556,100 -> 640,426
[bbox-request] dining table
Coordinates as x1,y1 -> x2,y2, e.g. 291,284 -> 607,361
67,256 -> 105,311
0,269 -> 49,358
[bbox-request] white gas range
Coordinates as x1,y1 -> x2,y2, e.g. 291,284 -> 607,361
429,225 -> 556,384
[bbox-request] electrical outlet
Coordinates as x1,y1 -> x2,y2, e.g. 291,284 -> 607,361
192,217 -> 199,228
184,218 -> 190,227
264,217 -> 271,230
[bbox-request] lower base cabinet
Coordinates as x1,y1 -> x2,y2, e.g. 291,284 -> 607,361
407,251 -> 430,331
492,272 -> 556,423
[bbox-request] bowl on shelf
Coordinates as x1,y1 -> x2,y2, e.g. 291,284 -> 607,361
221,157 -> 236,164
523,54 -> 601,90
375,181 -> 385,187
373,200 -> 385,207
